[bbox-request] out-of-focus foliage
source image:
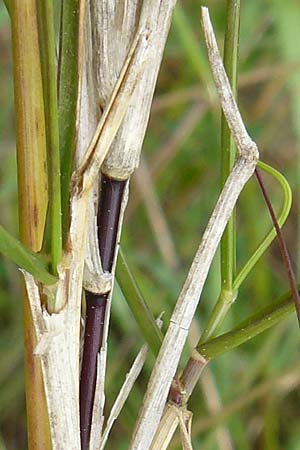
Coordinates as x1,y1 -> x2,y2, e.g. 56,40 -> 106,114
1,1 -> 300,449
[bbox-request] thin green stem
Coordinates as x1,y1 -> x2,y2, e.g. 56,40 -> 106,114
199,288 -> 238,344
197,289 -> 296,360
199,0 -> 240,344
199,161 -> 292,344
37,0 -> 62,274
58,0 -> 80,241
220,0 -> 240,292
0,225 -> 57,285
116,249 -> 163,356
233,160 -> 292,290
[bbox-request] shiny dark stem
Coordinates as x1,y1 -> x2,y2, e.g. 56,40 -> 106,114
255,168 -> 300,326
80,173 -> 126,450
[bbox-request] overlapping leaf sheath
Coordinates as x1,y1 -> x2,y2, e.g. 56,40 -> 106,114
75,1 -> 178,448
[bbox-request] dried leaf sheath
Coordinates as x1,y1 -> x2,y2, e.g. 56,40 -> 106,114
21,19 -> 152,450
91,0 -> 177,179
78,1 -> 178,447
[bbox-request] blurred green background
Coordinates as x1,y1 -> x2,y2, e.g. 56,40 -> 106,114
1,1 -> 300,449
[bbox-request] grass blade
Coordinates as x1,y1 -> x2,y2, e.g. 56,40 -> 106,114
197,289 -> 296,360
58,0 -> 80,241
116,249 -> 163,356
0,225 -> 56,285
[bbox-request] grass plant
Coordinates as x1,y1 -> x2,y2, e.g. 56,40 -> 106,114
0,1 -> 300,450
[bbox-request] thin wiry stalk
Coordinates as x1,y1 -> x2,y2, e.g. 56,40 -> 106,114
145,7 -> 258,448
255,168 -> 300,326
178,164 -> 299,407
233,160 -> 292,290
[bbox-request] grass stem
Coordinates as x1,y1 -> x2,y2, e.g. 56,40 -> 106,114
80,174 -> 126,450
199,0 -> 240,344
220,0 -> 240,292
37,0 -> 62,274
58,0 -> 80,241
10,1 -> 51,447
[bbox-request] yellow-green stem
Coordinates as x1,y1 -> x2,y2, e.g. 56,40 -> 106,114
10,1 -> 51,448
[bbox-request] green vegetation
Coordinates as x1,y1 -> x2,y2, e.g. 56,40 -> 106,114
1,1 -> 300,449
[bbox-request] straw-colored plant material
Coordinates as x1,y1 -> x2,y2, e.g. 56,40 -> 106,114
23,271 -> 81,450
77,1 -> 178,444
22,2 -> 178,448
128,8 -> 258,450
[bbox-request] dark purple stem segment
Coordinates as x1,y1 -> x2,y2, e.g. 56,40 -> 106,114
255,168 -> 300,327
80,292 -> 107,450
97,174 -> 127,273
80,173 -> 126,450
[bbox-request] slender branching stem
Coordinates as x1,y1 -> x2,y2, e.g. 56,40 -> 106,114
200,161 -> 292,344
199,288 -> 237,344
233,160 -> 292,290
177,168 -> 297,408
